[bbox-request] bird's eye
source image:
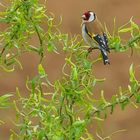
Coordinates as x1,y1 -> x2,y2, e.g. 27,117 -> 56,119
94,13 -> 96,19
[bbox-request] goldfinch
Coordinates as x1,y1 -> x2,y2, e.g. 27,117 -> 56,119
81,11 -> 110,65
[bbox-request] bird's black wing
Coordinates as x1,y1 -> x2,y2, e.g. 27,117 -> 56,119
93,34 -> 110,65
84,25 -> 110,51
103,33 -> 110,52
84,26 -> 110,64
85,26 -> 106,48
93,34 -> 106,50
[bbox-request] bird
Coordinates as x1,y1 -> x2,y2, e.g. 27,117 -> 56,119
81,11 -> 110,65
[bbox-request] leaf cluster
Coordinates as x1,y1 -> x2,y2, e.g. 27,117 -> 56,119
0,1 -> 140,140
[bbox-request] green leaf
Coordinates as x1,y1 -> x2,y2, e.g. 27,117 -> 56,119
135,94 -> 140,103
0,94 -> 13,108
83,59 -> 91,70
93,117 -> 104,121
71,67 -> 78,80
129,64 -> 134,76
28,45 -> 40,53
38,64 -> 45,76
130,20 -> 139,30
120,99 -> 129,110
38,129 -> 46,140
129,64 -> 136,83
101,90 -> 107,105
73,120 -> 86,127
118,27 -> 132,33
70,120 -> 86,139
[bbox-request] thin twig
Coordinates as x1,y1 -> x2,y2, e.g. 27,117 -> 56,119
91,86 -> 140,117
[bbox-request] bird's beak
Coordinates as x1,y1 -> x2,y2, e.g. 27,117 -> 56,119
82,15 -> 86,20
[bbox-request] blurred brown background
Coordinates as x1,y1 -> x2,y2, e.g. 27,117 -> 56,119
0,0 -> 140,139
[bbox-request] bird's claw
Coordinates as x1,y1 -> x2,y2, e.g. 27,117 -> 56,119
88,47 -> 94,53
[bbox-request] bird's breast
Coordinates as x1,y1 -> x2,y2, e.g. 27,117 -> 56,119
82,24 -> 86,39
82,23 -> 91,45
82,23 -> 96,47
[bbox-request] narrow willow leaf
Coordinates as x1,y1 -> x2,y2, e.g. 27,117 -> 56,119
101,90 -> 107,105
128,85 -> 132,93
135,94 -> 140,103
130,101 -> 138,108
0,65 -> 15,72
93,117 -> 104,122
118,27 -> 132,33
130,19 -> 139,30
28,45 -> 40,53
38,64 -> 45,76
0,120 -> 5,125
72,67 -> 78,80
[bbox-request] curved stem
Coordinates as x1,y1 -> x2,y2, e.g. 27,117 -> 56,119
91,87 -> 140,117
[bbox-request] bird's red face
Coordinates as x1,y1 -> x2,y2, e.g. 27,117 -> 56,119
82,11 -> 91,20
82,11 -> 96,22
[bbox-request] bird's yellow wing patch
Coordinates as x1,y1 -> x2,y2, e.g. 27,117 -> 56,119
87,32 -> 96,38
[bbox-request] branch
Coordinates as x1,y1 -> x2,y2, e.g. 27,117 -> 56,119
91,87 -> 140,117
87,34 -> 140,54
30,17 -> 44,62
91,94 -> 133,116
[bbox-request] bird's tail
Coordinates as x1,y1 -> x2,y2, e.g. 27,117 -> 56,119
100,49 -> 110,65
103,33 -> 110,53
